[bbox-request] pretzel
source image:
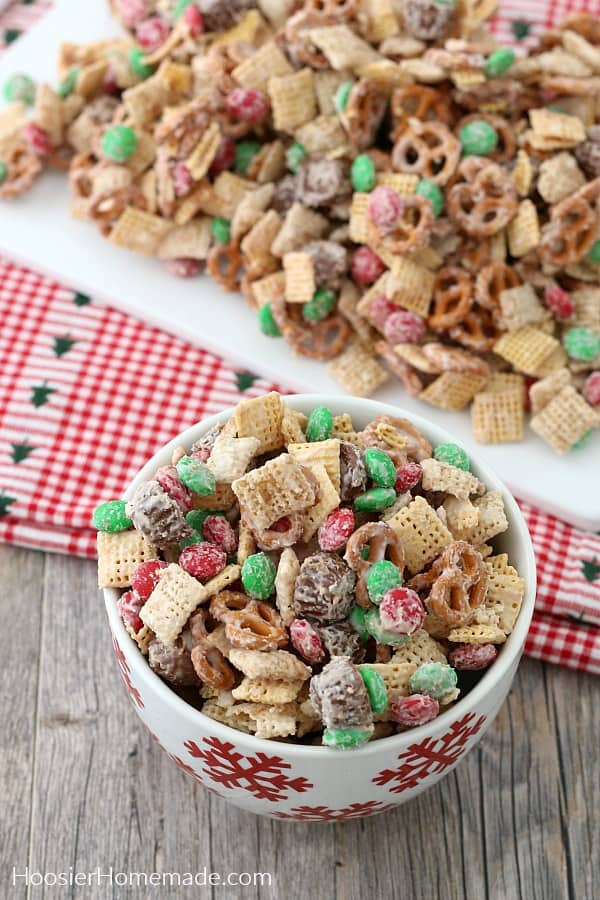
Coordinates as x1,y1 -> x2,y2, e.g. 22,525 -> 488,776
225,600 -> 288,651
538,192 -> 598,268
344,521 -> 405,607
391,119 -> 460,186
210,590 -> 251,623
344,79 -> 387,151
284,11 -> 332,70
390,85 -> 452,139
191,640 -> 236,690
474,262 -> 521,318
447,158 -> 518,237
368,194 -> 433,255
419,342 -> 490,377
0,144 -> 42,199
271,296 -> 351,360
89,186 -> 148,237
457,113 -> 516,163
361,414 -> 432,463
429,266 -> 474,330
206,240 -> 244,291
418,541 -> 487,628
449,305 -> 498,352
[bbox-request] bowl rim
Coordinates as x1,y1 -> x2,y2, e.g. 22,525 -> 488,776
104,393 -> 537,759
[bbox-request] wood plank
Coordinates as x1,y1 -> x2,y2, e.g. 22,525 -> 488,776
0,545 -> 44,898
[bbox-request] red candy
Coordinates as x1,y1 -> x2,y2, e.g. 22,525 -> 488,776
318,507 -> 355,552
395,461 -> 422,493
392,693 -> 439,727
367,186 -> 401,230
183,4 -> 204,37
289,618 -> 325,664
383,309 -> 426,345
226,88 -> 269,124
270,516 -> 291,532
350,246 -> 385,285
103,65 -> 119,95
156,465 -> 193,510
135,15 -> 170,51
118,589 -> 146,632
23,123 -> 52,158
380,587 -> 425,635
131,559 -> 168,601
163,258 -> 203,278
583,372 -> 600,407
209,137 -> 236,175
543,284 -> 574,321
173,161 -> 193,197
118,0 -> 147,27
367,293 -> 396,330
179,542 -> 227,580
202,514 -> 237,555
191,446 -> 211,462
449,642 -> 497,670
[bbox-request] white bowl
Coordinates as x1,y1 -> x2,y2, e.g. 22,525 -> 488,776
104,395 -> 536,822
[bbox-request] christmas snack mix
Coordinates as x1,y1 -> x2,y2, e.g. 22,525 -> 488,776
3,3 -> 600,454
96,392 -> 526,748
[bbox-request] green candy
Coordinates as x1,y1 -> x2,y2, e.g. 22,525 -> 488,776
351,154 -> 376,192
416,178 -> 444,217
302,288 -> 336,322
563,327 -> 600,362
359,666 -> 388,714
484,47 -> 515,78
101,125 -> 137,163
129,47 -> 155,79
287,142 -> 307,173
211,216 -> 231,244
180,529 -> 204,548
306,405 -> 333,441
174,0 -> 194,17
0,160 -> 6,186
354,487 -> 396,513
511,19 -> 531,40
334,81 -> 353,114
58,66 -> 79,98
234,140 -> 261,174
92,499 -> 132,533
459,119 -> 498,157
366,560 -> 402,604
348,605 -> 370,642
186,508 -> 224,530
241,552 -> 277,599
258,302 -> 281,337
3,72 -> 36,105
572,429 -> 593,450
364,446 -> 396,488
364,607 -> 409,646
176,456 -> 216,495
587,240 -> 600,263
434,442 -> 470,471
323,726 -> 373,750
409,662 -> 457,700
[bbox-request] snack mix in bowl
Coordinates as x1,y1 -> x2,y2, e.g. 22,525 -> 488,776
2,2 -> 600,453
97,392 -> 527,748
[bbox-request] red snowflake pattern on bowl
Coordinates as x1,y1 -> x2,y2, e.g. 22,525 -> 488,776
112,636 -> 144,708
274,801 -> 395,822
373,713 -> 486,794
183,736 -> 314,802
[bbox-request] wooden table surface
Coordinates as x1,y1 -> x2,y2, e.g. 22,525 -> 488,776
1,543 -> 598,900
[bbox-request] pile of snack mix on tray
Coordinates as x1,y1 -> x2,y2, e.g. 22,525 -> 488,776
1,0 -> 600,452
96,392 -> 526,746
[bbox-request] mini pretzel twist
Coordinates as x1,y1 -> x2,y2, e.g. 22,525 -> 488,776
283,11 -> 332,69
344,80 -> 388,152
474,262 -> 521,317
361,415 -> 432,463
447,157 -> 518,237
207,241 -> 244,291
391,86 -> 451,142
539,180 -> 600,267
210,590 -> 251,623
189,609 -> 236,690
449,306 -> 498,352
345,521 -> 405,607
0,145 -> 42,199
392,119 -> 460,186
429,266 -> 474,330
408,541 -> 488,628
89,186 -> 148,236
271,296 -> 352,361
368,194 -> 434,255
225,600 -> 288,651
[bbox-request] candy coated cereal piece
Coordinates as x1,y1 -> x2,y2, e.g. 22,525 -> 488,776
129,47 -> 155,79
320,622 -> 365,663
368,185 -> 401,230
334,81 -> 353,114
258,302 -> 282,337
3,73 -> 36,105
484,48 -> 515,78
58,66 -> 79,98
294,552 -> 356,623
156,466 -> 193,510
287,142 -> 307,173
434,442 -> 469,471
349,605 -> 370,642
409,661 -> 458,700
365,607 -> 410,646
180,542 -> 227,581
234,140 -> 261,174
318,507 -> 355,552
364,447 -> 397,488
582,372 -> 600,407
227,88 -> 269,124
131,559 -> 168,601
379,587 -> 425,635
391,693 -> 439,727
353,487 -> 397,513
202,514 -> 237,555
359,666 -> 388,714
543,284 -> 574,321
366,560 -> 403,604
118,589 -> 145,632
350,246 -> 385,285
311,656 -> 372,729
395,462 -> 423,493
340,441 -> 367,502
587,240 -> 600,263
563,328 -> 600,362
290,618 -> 325,664
351,154 -> 376,192
303,288 -> 336,322
101,125 -> 138,163
306,406 -> 334,442
176,456 -> 216,495
241,552 -> 277,599
416,178 -> 443,217
449,642 -> 497,670
211,216 -> 231,244
459,120 -> 498,157
323,727 -> 373,749
93,500 -> 132,533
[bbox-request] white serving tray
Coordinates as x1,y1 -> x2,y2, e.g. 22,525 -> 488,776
0,0 -> 599,530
